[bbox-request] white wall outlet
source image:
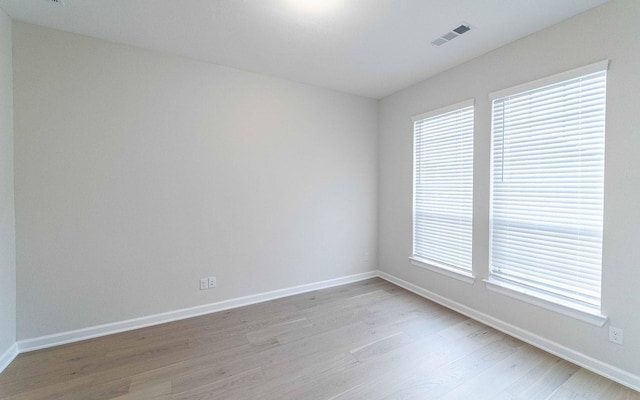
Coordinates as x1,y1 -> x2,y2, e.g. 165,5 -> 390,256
609,326 -> 624,345
199,278 -> 209,290
208,276 -> 217,288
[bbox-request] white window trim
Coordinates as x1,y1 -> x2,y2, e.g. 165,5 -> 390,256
484,278 -> 607,327
487,61 -> 610,324
489,59 -> 609,100
411,98 -> 475,281
412,98 -> 475,122
409,256 -> 475,284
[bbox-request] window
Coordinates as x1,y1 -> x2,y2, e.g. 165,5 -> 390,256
411,100 -> 474,281
488,61 -> 608,323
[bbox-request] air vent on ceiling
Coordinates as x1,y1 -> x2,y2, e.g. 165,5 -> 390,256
47,0 -> 65,5
431,23 -> 471,46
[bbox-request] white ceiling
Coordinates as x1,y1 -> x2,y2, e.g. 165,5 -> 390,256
0,0 -> 607,99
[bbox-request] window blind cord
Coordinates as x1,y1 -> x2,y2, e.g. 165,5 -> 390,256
501,101 -> 505,183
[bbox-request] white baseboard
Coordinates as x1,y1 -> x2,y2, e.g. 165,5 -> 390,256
376,270 -> 640,392
17,270 -> 378,353
5,269 -> 640,393
0,343 -> 18,374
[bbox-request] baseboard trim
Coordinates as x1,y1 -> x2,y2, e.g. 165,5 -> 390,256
17,270 -> 378,353
376,270 -> 640,392
0,343 -> 18,374
7,269 -> 640,392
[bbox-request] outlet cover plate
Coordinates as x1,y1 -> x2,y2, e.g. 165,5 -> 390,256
609,326 -> 624,345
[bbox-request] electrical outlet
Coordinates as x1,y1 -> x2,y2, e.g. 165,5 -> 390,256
208,276 -> 217,288
609,326 -> 624,345
199,278 -> 208,290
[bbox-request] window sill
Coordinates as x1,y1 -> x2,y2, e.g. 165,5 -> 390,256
409,257 -> 475,284
483,278 -> 608,327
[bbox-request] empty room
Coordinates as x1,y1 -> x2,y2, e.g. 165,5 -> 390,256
0,0 -> 639,398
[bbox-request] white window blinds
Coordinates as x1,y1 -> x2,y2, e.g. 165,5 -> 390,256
489,62 -> 607,312
413,100 -> 474,275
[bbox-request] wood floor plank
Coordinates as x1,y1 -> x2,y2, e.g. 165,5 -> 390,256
245,317 -> 312,345
546,368 -> 640,400
170,367 -> 265,400
305,319 -> 503,400
369,334 -> 523,400
505,358 -> 581,400
437,344 -> 558,400
349,331 -> 414,362
112,380 -> 171,400
0,278 -> 637,400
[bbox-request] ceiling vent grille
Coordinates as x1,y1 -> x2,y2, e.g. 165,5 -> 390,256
47,0 -> 65,5
431,23 -> 471,46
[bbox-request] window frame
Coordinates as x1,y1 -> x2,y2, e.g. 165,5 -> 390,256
410,99 -> 475,284
485,60 -> 609,326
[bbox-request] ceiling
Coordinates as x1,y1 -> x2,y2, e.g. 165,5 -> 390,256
0,0 -> 608,99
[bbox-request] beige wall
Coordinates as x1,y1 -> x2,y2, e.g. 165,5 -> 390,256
0,8 -> 16,359
13,23 -> 378,339
378,0 -> 640,377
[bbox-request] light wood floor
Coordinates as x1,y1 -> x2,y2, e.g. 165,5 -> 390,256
1,278 -> 638,400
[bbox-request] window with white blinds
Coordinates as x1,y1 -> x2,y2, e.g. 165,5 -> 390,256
412,100 -> 474,277
489,61 -> 607,315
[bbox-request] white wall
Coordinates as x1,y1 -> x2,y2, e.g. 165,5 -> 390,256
0,8 -> 16,359
379,0 -> 640,378
13,23 -> 378,340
